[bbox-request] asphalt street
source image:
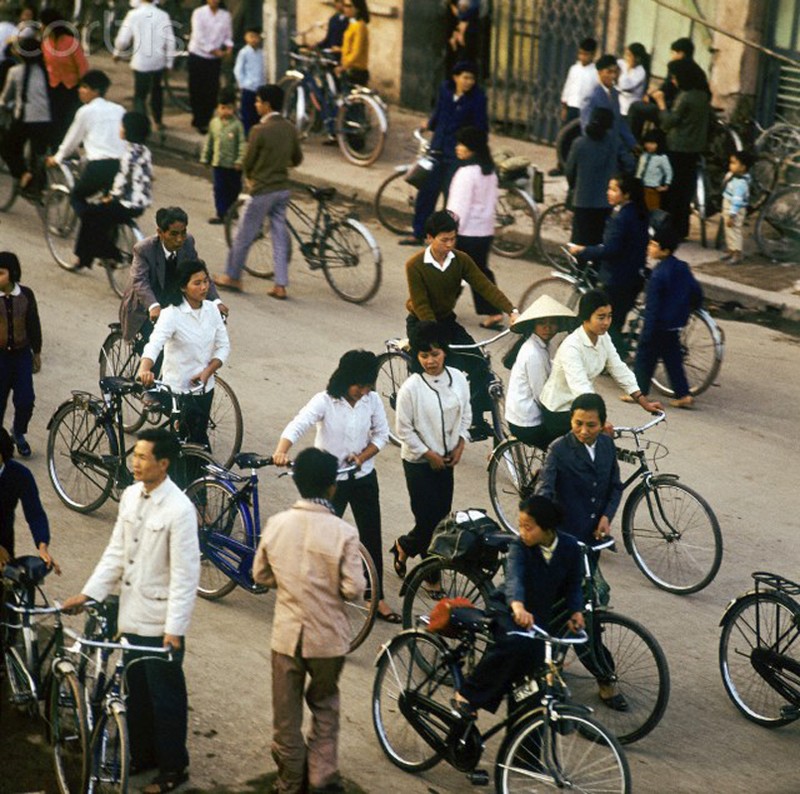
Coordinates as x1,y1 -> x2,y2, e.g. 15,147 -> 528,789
1,156 -> 799,794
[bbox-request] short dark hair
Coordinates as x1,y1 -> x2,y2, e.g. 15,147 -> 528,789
731,149 -> 754,170
327,349 -> 379,398
256,84 -> 284,111
667,58 -> 706,91
571,392 -> 607,424
0,251 -> 22,282
351,0 -> 370,23
156,206 -> 189,231
642,129 -> 664,147
0,427 -> 14,462
122,111 -> 150,144
293,447 -> 338,498
80,69 -> 111,95
410,320 -> 450,355
652,225 -> 681,253
217,86 -> 237,106
245,26 -> 262,35
671,37 -> 695,58
452,59 -> 477,77
585,106 -> 613,140
579,37 -> 597,53
424,209 -> 459,237
578,289 -> 611,322
595,54 -> 617,71
137,428 -> 180,466
519,494 -> 563,531
172,259 -> 208,305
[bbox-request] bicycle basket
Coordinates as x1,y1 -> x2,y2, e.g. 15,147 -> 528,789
428,508 -> 503,568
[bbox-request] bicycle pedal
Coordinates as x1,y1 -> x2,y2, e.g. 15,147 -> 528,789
466,769 -> 489,786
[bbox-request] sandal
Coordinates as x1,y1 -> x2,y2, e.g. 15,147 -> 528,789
143,770 -> 189,794
389,541 -> 407,578
450,696 -> 477,720
375,609 -> 402,624
479,318 -> 505,331
599,692 -> 629,712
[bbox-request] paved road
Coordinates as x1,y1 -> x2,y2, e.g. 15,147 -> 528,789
3,157 -> 798,794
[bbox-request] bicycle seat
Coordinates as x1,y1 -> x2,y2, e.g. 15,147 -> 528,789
2,555 -> 50,588
99,376 -> 140,395
234,452 -> 273,469
449,606 -> 490,633
307,186 -> 336,202
483,532 -> 513,552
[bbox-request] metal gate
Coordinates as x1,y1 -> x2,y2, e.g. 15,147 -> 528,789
488,0 -> 607,144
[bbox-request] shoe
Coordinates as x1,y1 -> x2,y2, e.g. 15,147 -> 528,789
129,760 -> 158,776
212,274 -> 243,292
268,286 -> 287,300
479,316 -> 505,331
310,783 -> 345,794
142,769 -> 189,794
421,583 -> 446,600
548,167 -> 563,177
375,609 -> 402,624
670,395 -> 694,409
208,217 -> 224,225
599,692 -> 629,712
468,419 -> 494,442
450,696 -> 477,720
729,252 -> 743,264
13,433 -> 31,458
719,251 -> 733,262
619,394 -> 636,403
398,236 -> 422,246
389,541 -> 407,578
322,135 -> 338,146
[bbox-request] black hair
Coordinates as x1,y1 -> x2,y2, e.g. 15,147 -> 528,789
326,349 -> 379,398
571,392 -> 607,424
651,225 -> 681,254
578,289 -> 611,322
456,125 -> 494,175
40,8 -> 69,31
244,26 -> 262,35
585,106 -> 613,141
731,149 -> 754,170
0,251 -> 22,282
595,53 -> 617,71
80,69 -> 111,96
351,0 -> 370,23
0,427 -> 14,462
293,447 -> 338,498
641,129 -> 664,148
671,37 -> 695,58
424,209 -> 459,237
172,259 -> 209,305
122,111 -> 150,144
15,36 -> 45,109
156,206 -> 188,231
137,427 -> 180,466
610,172 -> 648,220
579,37 -> 597,53
410,320 -> 450,355
217,86 -> 237,106
627,42 -> 651,84
519,494 -> 563,531
452,59 -> 478,77
256,83 -> 284,112
667,58 -> 707,92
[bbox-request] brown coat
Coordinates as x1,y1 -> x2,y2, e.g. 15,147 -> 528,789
243,113 -> 303,196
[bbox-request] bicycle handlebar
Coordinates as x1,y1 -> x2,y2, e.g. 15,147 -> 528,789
65,626 -> 174,658
613,411 -> 666,438
449,327 -> 512,351
577,537 -> 616,553
2,601 -> 62,616
508,624 -> 589,646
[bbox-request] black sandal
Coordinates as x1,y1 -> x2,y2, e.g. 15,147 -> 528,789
389,541 -> 407,578
143,770 -> 189,794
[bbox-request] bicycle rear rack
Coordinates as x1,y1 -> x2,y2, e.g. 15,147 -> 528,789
752,571 -> 800,597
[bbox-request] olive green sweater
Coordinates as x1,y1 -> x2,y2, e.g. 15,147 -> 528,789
243,114 -> 303,195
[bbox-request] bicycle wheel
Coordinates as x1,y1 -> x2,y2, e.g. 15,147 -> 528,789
749,154 -> 780,212
755,122 -> 800,161
0,158 -> 17,212
279,76 -> 318,137
171,444 -> 215,491
184,478 -> 244,600
347,544 -> 379,652
623,478 -> 722,595
47,402 -> 116,513
518,275 -> 581,315
555,118 -> 582,170
99,330 -> 146,434
336,94 -> 387,167
104,223 -> 136,298
163,54 -> 190,112
562,612 -> 670,744
1,598 -> 38,713
375,350 -> 411,446
374,169 -> 415,235
719,590 -> 800,727
492,185 -> 538,259
206,376 -> 243,468
535,202 -> 574,267
50,668 -> 89,794
44,186 -> 80,271
488,439 -> 546,534
495,708 -> 631,793
320,217 -> 382,304
372,630 -> 452,772
224,198 -> 276,279
650,309 -> 724,398
88,706 -> 129,793
755,186 -> 800,262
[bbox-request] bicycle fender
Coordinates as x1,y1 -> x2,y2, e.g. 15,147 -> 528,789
392,163 -> 411,174
284,70 -> 304,81
52,657 -> 78,677
343,217 -> 382,262
46,392 -> 105,428
551,702 -> 594,719
695,307 -> 726,348
620,476 -> 682,555
109,697 -> 127,717
47,400 -> 75,429
718,589 -> 795,627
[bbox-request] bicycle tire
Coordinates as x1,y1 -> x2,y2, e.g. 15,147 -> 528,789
51,668 -> 89,794
375,350 -> 412,446
224,198 -> 276,279
163,55 -> 190,112
650,309 -> 724,398
719,590 -> 800,727
374,168 -> 415,235
755,122 -> 800,161
347,544 -> 379,652
88,705 -> 129,792
535,202 -> 574,267
336,93 -> 387,167
372,630 -> 452,772
555,118 -> 582,171
320,217 -> 382,304
0,159 -> 17,212
518,275 -> 582,316
623,478 -> 723,595
1,597 -> 39,714
488,438 -> 546,534
44,186 -> 80,271
495,707 -> 631,793
749,154 -> 780,212
207,376 -> 243,469
47,401 -> 116,513
184,478 -> 244,600
278,76 -> 318,137
104,223 -> 137,298
171,444 -> 215,491
492,185 -> 538,259
98,330 -> 147,434
755,186 -> 800,263
77,611 -> 113,732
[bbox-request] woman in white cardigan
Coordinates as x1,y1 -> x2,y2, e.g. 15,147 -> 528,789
446,125 -> 502,329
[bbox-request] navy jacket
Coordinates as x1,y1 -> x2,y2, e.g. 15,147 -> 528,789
641,255 -> 703,339
578,202 -> 649,290
565,134 -> 617,209
428,80 -> 488,158
536,432 -> 623,545
580,82 -> 637,153
317,12 -> 348,53
0,460 -> 49,559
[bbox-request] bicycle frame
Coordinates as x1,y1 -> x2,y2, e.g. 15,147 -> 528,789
285,51 -> 340,134
282,198 -> 335,265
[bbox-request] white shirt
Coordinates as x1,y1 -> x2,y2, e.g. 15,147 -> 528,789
584,441 -> 597,462
561,61 -> 597,108
142,298 -> 230,392
446,164 -> 498,238
114,4 -> 177,72
54,97 -> 126,163
423,245 -> 455,273
188,4 -> 233,59
505,335 -> 551,427
396,367 -> 472,462
82,477 -> 200,637
280,391 -> 389,480
0,22 -> 16,60
617,59 -> 647,115
539,326 -> 639,413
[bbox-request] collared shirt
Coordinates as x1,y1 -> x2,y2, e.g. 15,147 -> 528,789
446,164 -> 498,238
540,534 -> 559,564
54,97 -> 126,164
423,245 -> 455,273
616,59 -> 647,114
584,441 -> 597,462
561,61 -> 597,108
280,391 -> 389,480
188,4 -> 233,59
506,334 -> 550,427
233,44 -> 264,92
114,3 -> 177,72
142,298 -> 230,391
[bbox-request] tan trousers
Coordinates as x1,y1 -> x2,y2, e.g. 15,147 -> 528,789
271,649 -> 345,794
723,197 -> 746,252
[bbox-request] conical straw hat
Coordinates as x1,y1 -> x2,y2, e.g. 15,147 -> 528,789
512,295 -> 576,333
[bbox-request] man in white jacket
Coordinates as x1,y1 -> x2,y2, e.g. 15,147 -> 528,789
63,428 -> 200,794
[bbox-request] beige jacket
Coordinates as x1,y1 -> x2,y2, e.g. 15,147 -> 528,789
252,500 -> 365,658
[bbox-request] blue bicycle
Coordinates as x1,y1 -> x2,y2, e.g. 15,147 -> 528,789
184,455 -> 379,651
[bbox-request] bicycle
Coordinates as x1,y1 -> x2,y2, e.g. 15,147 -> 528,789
223,184 -> 382,304
373,129 -> 540,258
754,181 -> 800,263
97,321 -> 244,466
46,376 -> 217,513
183,457 -> 379,652
719,571 -> 800,727
372,610 -> 631,792
518,248 -> 725,397
0,148 -> 75,214
401,533 -> 670,745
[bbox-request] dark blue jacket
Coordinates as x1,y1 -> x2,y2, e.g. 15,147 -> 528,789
535,432 -> 623,545
578,202 -> 649,290
317,12 -> 348,52
641,255 -> 703,339
565,134 -> 616,209
580,82 -> 637,152
428,80 -> 488,158
0,460 -> 49,559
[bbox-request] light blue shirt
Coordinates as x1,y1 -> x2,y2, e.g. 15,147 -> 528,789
722,172 -> 750,215
234,44 -> 265,92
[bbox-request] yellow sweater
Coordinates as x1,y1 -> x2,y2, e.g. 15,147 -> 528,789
341,19 -> 368,71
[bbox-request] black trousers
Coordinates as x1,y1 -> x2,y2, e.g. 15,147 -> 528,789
399,460 -> 454,559
71,159 -> 120,216
634,329 -> 690,399
539,404 -> 571,446
331,470 -> 384,599
182,389 -> 213,450
48,84 -> 80,148
664,151 -> 699,240
508,421 -> 551,451
124,634 -> 189,775
73,200 -> 140,268
0,120 -> 50,180
571,207 -> 610,247
603,278 -> 644,357
457,235 -> 500,316
133,69 -> 164,125
188,54 -> 222,130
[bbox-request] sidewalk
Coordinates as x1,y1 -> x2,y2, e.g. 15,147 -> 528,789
100,52 -> 800,322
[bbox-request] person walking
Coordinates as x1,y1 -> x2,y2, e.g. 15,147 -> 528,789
62,428 -> 201,794
253,447 -> 365,794
233,27 -> 264,135
213,84 -> 302,298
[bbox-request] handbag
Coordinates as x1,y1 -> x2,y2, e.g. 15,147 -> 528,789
404,154 -> 436,190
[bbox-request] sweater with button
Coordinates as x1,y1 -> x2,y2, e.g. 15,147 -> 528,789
0,285 -> 42,353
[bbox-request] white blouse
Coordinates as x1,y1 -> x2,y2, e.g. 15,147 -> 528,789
446,163 -> 499,238
505,335 -> 551,428
617,60 -> 647,115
